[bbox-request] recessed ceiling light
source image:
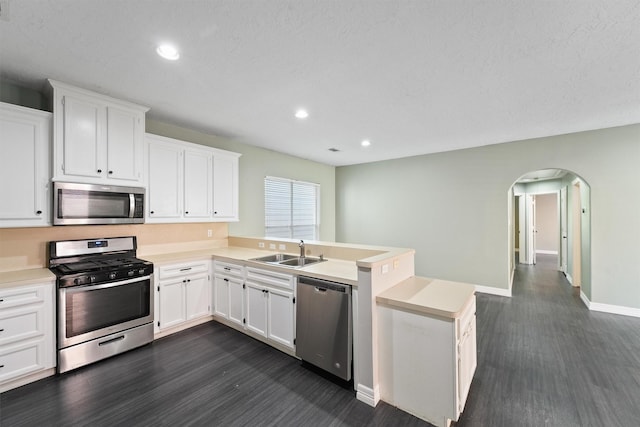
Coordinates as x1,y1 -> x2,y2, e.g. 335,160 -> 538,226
361,139 -> 371,147
156,44 -> 180,60
295,109 -> 309,119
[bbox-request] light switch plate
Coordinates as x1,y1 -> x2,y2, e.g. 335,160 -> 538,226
269,243 -> 276,250
279,244 -> 286,250
258,242 -> 265,248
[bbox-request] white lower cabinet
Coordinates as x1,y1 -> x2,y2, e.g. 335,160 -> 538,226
378,295 -> 476,427
245,267 -> 296,350
156,261 -> 211,333
0,281 -> 56,392
213,261 -> 245,328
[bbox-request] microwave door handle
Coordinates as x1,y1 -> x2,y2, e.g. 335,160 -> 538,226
129,194 -> 135,218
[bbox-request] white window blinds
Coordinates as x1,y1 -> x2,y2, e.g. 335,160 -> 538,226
265,176 -> 319,240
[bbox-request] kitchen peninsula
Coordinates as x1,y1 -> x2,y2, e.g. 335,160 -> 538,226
0,234 -> 476,425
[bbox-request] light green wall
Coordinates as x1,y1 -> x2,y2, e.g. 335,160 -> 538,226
336,124 -> 640,309
146,120 -> 336,241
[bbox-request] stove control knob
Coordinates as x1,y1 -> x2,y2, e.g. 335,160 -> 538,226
138,269 -> 145,275
109,272 -> 117,280
128,270 -> 135,277
74,278 -> 81,285
90,276 -> 97,283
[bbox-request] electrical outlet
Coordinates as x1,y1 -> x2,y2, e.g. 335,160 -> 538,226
258,242 -> 265,248
393,259 -> 399,269
381,264 -> 389,274
279,244 -> 286,250
207,229 -> 212,237
269,243 -> 276,250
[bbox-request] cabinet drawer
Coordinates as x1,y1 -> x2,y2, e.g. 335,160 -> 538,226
0,285 -> 46,310
214,261 -> 244,278
0,339 -> 46,383
0,305 -> 44,346
159,261 -> 209,280
246,267 -> 294,290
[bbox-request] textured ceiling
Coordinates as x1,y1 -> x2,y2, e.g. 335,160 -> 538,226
1,1 -> 639,166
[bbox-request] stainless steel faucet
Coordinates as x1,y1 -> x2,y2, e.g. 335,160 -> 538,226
299,240 -> 305,258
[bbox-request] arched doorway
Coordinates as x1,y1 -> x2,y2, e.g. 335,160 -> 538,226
508,169 -> 591,296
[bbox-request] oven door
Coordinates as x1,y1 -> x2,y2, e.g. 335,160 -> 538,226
58,276 -> 154,349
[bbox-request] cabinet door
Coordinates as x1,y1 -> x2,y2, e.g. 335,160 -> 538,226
159,279 -> 185,329
185,274 -> 210,320
0,104 -> 50,227
184,150 -> 211,219
245,283 -> 267,337
147,138 -> 183,220
213,276 -> 230,318
267,287 -> 295,349
60,94 -> 105,179
457,315 -> 477,413
106,106 -> 143,182
228,278 -> 244,327
212,153 -> 238,220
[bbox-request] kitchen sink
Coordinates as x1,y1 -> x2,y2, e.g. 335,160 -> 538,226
278,257 -> 323,267
251,253 -> 298,263
250,253 -> 326,268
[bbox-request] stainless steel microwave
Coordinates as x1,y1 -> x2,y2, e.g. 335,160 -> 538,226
53,182 -> 145,225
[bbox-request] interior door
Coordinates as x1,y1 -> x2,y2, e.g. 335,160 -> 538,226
518,196 -> 525,264
560,187 -> 568,273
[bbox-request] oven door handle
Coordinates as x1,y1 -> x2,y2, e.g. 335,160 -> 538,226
63,275 -> 152,293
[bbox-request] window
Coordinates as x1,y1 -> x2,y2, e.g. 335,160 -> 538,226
265,176 -> 319,240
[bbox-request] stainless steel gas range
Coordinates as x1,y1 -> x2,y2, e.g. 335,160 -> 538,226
48,236 -> 154,373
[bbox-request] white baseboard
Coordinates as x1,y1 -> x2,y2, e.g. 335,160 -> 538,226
580,291 -> 640,318
536,250 -> 558,255
475,285 -> 512,298
356,384 -> 379,407
566,273 -> 573,285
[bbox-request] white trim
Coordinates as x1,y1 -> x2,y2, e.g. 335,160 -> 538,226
580,291 -> 640,318
566,273 -> 573,285
0,368 -> 55,393
536,250 -> 558,255
475,285 -> 512,298
356,384 -> 379,407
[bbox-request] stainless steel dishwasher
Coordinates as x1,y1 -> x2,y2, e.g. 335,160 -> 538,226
296,276 -> 352,381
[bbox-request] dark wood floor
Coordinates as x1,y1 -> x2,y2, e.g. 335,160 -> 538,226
2,254 -> 640,426
456,254 -> 640,427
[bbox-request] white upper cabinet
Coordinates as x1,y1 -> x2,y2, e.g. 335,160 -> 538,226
147,137 -> 183,220
49,79 -> 148,185
0,102 -> 51,228
184,149 -> 212,219
213,152 -> 239,220
145,133 -> 240,223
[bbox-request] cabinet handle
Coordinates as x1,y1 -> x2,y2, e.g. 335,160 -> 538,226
150,211 -> 155,214
108,170 -> 113,174
0,299 -> 3,302
36,210 -> 42,215
214,211 -> 218,215
187,279 -> 191,283
0,329 -> 4,332
224,278 -> 229,282
224,267 -> 231,271
185,211 -> 189,215
179,268 -> 192,272
97,169 -> 102,173
0,365 -> 4,368
183,279 -> 187,283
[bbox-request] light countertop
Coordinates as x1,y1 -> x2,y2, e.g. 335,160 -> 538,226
143,246 -> 359,286
0,268 -> 56,289
376,276 -> 475,319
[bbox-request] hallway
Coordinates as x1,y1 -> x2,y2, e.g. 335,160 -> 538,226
457,254 -> 640,426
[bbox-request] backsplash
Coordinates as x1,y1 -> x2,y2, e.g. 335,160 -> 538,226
0,223 -> 228,272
